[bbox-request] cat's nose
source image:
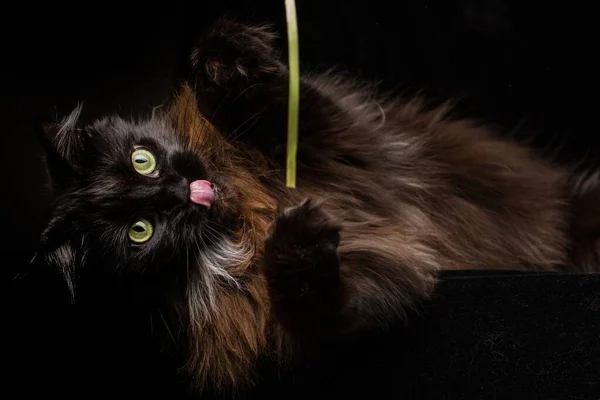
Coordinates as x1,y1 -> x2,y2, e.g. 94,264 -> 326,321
165,176 -> 190,205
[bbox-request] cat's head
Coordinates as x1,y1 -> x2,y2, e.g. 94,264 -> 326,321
34,104 -> 248,308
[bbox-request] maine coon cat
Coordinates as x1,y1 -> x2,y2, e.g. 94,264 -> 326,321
32,18 -> 600,394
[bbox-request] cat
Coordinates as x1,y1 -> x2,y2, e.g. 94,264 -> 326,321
31,17 -> 599,395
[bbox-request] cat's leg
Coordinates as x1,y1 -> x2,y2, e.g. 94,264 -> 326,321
190,18 -> 284,111
263,199 -> 436,341
262,199 -> 343,338
189,18 -> 338,158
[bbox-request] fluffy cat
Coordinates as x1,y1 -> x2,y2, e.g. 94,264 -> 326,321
32,18 -> 599,394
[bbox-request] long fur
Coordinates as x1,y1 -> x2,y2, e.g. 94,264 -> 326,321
33,17 -> 599,395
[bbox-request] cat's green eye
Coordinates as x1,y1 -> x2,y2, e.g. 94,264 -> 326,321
131,148 -> 157,176
128,218 -> 153,243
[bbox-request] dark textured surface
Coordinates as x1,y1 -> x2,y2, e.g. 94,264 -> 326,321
6,270 -> 600,399
2,1 -> 599,399
247,271 -> 600,400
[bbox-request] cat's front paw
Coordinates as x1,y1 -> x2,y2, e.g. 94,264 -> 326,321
264,199 -> 341,305
190,18 -> 283,101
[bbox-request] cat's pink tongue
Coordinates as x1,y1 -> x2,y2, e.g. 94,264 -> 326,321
189,180 -> 214,209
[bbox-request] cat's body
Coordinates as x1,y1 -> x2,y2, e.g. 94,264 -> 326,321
33,18 -> 599,394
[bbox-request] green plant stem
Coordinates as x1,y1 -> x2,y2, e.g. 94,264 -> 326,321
285,0 -> 300,188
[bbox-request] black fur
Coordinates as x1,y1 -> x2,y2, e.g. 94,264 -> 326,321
263,199 -> 344,338
34,108 -> 236,302
29,16 -> 600,394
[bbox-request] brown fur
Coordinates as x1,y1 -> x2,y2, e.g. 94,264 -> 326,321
164,71 -> 597,392
150,19 -> 600,392
168,88 -> 275,390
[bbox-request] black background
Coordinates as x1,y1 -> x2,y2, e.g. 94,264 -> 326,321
1,0 -> 598,273
2,1 -> 599,399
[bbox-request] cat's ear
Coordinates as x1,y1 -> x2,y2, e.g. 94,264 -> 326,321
36,104 -> 89,187
32,201 -> 81,301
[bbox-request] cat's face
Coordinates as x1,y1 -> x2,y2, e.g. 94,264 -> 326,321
36,105 -> 244,303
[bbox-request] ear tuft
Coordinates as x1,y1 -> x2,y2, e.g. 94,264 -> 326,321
36,103 -> 88,189
36,241 -> 78,302
33,201 -> 82,302
41,103 -> 85,163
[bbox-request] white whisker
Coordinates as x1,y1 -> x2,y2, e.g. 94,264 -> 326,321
226,108 -> 265,141
158,309 -> 177,346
